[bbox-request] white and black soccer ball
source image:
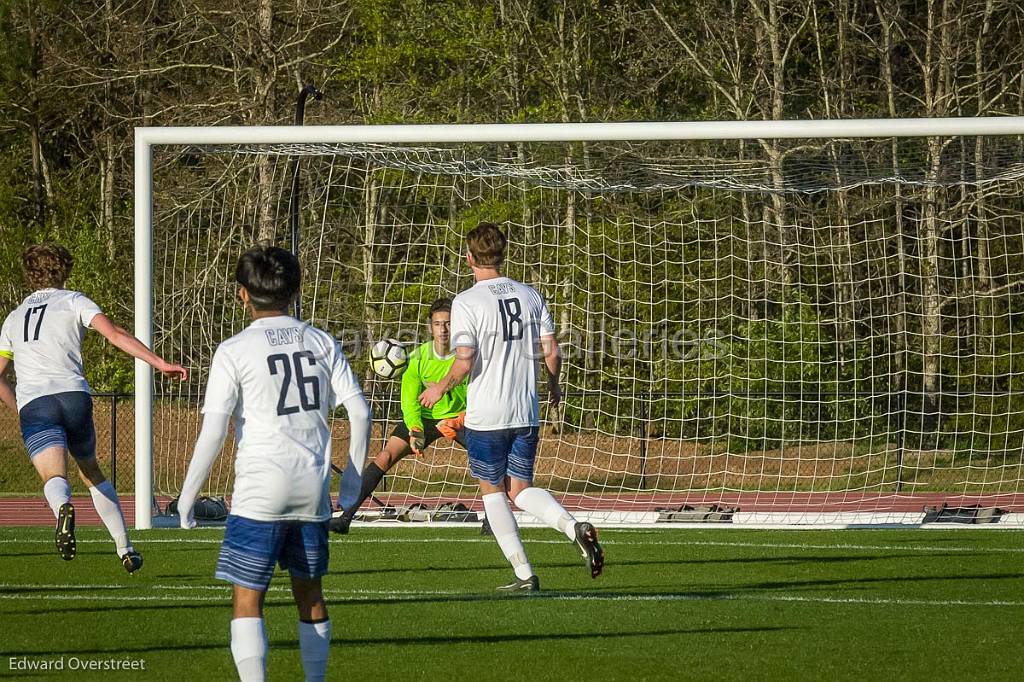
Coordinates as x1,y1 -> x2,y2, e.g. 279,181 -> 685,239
369,338 -> 408,379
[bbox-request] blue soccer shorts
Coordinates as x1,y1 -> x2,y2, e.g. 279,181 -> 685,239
464,426 -> 540,486
215,515 -> 330,591
18,391 -> 96,461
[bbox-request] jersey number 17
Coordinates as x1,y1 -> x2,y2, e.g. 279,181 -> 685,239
23,305 -> 47,342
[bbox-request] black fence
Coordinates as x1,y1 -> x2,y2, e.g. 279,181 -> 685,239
2,388 -> 1015,495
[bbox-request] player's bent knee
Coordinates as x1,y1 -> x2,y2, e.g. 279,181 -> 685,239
232,584 -> 265,618
374,450 -> 395,470
291,577 -> 327,620
477,479 -> 506,496
508,478 -> 532,500
75,458 -> 106,486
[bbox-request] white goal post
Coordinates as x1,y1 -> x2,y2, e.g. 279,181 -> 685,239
134,118 -> 1024,530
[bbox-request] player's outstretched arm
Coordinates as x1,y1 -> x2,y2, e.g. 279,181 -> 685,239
330,344 -> 373,511
90,314 -> 188,381
177,412 -> 230,529
342,392 -> 372,469
0,356 -> 16,412
335,391 -> 372,510
540,334 -> 562,407
400,357 -> 426,453
419,347 -> 473,408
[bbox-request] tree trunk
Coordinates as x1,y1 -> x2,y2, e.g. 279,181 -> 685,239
100,133 -> 116,259
29,124 -> 46,223
100,0 -> 116,258
918,0 -> 953,442
875,0 -> 909,398
974,0 -> 996,362
27,8 -> 48,223
255,0 -> 276,243
751,0 -> 796,292
362,166 -> 380,339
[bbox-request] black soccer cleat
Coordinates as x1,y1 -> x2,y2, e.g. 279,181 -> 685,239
121,550 -> 143,574
480,516 -> 493,536
329,513 -> 352,535
573,521 -> 604,579
55,503 -> 76,561
496,575 -> 539,593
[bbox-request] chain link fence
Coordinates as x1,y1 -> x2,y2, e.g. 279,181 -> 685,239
0,393 -> 134,495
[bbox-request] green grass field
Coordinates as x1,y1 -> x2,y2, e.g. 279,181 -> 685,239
1,526 -> 1023,681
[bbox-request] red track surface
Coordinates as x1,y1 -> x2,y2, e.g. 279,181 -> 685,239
1,492 -> 1021,526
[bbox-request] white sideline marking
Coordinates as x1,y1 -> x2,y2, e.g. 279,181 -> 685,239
150,585 -> 461,596
0,587 -> 1020,608
1,535 -> 1023,553
652,539 -> 1024,554
0,582 -> 462,596
0,583 -> 127,590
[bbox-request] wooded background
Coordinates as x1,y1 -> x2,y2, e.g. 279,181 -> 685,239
2,1 -> 1024,466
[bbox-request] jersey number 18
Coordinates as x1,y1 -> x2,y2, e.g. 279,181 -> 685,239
498,298 -> 523,341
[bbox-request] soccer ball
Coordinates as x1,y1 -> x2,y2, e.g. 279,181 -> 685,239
370,338 -> 408,379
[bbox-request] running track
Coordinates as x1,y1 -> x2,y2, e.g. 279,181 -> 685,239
2,492 -> 1022,526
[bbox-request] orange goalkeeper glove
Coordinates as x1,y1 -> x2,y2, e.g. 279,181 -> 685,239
437,412 -> 466,440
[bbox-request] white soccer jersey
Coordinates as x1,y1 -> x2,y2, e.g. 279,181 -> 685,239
0,289 -> 103,410
202,315 -> 363,522
450,276 -> 556,430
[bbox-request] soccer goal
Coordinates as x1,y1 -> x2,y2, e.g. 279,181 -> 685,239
134,119 -> 1024,530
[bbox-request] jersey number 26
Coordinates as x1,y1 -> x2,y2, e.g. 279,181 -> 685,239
267,351 -> 321,415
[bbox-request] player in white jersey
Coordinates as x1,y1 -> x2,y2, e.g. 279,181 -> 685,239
178,246 -> 371,682
0,244 -> 188,572
420,222 -> 603,592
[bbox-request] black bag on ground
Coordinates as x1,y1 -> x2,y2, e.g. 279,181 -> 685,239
655,504 -> 737,523
166,495 -> 229,521
922,504 -> 1006,524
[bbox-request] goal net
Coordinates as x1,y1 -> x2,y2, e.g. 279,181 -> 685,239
136,121 -> 1024,528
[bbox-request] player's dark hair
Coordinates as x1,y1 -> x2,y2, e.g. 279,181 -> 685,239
22,243 -> 73,290
465,221 -> 506,267
235,246 -> 301,311
429,297 -> 452,320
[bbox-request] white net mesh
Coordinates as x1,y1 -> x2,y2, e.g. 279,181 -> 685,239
150,136 -> 1024,524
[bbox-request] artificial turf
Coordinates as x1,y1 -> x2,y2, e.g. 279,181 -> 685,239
1,526 -> 1022,681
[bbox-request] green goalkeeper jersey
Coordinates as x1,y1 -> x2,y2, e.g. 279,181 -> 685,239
401,341 -> 467,431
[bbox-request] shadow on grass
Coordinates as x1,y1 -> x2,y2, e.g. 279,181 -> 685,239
8,566 -> 1021,619
5,587 -> 737,616
2,624 -> 793,657
726,571 -> 1024,593
0,551 -> 68,558
327,552 -> 987,577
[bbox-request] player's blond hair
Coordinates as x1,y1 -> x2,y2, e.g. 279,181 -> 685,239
465,222 -> 507,268
22,243 -> 73,290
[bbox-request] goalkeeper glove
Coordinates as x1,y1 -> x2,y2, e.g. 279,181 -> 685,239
437,412 -> 466,440
409,428 -> 426,455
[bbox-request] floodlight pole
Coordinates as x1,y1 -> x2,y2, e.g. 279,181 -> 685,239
289,84 -> 322,321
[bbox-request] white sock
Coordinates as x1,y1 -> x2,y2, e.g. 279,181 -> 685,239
230,617 -> 267,682
42,477 -> 71,518
88,480 -> 131,555
298,620 -> 331,682
514,487 -> 577,541
482,492 -> 533,580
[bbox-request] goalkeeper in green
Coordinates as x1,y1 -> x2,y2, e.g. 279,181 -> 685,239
330,297 -> 467,534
